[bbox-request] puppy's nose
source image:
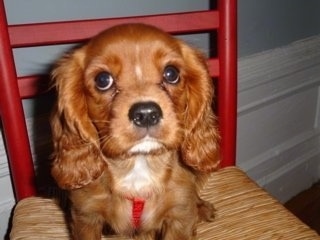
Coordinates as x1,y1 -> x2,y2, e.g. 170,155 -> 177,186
128,101 -> 163,128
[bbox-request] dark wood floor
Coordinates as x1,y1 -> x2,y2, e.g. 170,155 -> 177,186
285,181 -> 320,234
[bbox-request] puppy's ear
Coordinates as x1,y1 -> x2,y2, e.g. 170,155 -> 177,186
50,49 -> 106,190
180,43 -> 220,172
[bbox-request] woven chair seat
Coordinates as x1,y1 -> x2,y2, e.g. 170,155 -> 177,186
10,167 -> 320,239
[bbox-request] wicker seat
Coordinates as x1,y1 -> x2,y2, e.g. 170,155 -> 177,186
11,168 -> 320,239
1,0 -> 319,239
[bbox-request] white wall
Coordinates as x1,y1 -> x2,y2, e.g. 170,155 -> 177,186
239,0 -> 320,57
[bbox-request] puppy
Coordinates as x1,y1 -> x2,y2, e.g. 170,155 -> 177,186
50,23 -> 220,240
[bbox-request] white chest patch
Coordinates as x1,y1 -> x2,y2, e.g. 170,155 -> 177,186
120,156 -> 154,195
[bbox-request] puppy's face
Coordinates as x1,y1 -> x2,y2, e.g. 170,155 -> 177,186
83,25 -> 193,157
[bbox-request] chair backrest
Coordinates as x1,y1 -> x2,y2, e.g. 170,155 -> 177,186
0,0 -> 237,201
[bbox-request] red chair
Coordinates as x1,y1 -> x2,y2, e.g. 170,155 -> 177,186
1,0 -> 319,239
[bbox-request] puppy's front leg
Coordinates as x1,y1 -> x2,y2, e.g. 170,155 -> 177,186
71,210 -> 103,240
135,231 -> 157,240
197,196 -> 215,222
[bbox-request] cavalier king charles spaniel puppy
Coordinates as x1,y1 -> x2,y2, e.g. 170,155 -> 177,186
51,23 -> 220,240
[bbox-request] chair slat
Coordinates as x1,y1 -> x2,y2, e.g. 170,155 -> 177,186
9,11 -> 219,48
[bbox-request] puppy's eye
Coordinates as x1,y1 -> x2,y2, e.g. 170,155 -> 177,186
163,65 -> 180,84
95,71 -> 114,91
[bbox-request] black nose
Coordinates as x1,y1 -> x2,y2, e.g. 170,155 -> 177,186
128,101 -> 163,128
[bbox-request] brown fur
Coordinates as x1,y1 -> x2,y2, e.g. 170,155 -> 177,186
51,24 -> 220,239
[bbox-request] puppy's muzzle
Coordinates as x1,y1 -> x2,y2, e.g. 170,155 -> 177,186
128,101 -> 163,128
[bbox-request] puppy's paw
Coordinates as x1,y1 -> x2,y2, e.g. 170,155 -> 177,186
197,199 -> 215,222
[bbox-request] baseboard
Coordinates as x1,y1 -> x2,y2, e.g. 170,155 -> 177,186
238,36 -> 320,116
237,35 -> 320,202
240,129 -> 320,202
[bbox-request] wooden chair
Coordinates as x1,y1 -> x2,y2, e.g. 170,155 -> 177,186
1,0 -> 319,239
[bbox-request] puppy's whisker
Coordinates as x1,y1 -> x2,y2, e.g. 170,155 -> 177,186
98,133 -> 113,148
91,119 -> 111,124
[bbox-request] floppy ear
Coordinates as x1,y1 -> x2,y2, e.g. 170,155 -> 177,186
180,44 -> 220,172
50,49 -> 106,190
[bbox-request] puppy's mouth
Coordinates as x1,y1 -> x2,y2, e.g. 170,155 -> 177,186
129,136 -> 163,154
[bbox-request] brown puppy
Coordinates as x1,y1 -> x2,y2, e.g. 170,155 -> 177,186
51,23 -> 220,239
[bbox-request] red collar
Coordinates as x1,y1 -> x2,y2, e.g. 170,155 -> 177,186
129,197 -> 145,229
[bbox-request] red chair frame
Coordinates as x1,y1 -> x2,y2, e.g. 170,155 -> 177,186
0,0 -> 237,201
